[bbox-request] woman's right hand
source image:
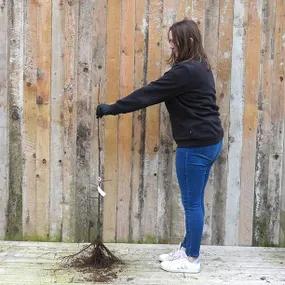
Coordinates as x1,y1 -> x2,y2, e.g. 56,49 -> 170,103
96,104 -> 113,118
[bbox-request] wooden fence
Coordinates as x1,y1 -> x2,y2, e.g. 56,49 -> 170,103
0,0 -> 284,246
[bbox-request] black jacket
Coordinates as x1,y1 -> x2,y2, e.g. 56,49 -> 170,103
108,60 -> 224,147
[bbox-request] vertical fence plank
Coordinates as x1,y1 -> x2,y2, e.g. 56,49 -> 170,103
225,0 -> 246,245
267,0 -> 285,245
184,0 -> 193,18
50,0 -> 64,241
34,0 -> 52,238
129,0 -> 148,242
211,0 -> 234,245
89,0 -> 107,242
116,0 -> 135,242
141,0 -> 163,243
202,0 -> 220,245
6,0 -> 24,240
75,0 -> 95,242
0,0 -> 9,239
176,0 -> 187,21
280,0 -> 285,247
239,1 -> 262,245
23,0 -> 40,239
61,0 -> 79,242
103,0 -> 121,242
253,0 -> 275,246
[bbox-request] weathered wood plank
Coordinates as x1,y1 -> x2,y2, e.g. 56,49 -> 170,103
253,0 -> 276,247
141,0 -> 163,243
184,0 -> 193,19
211,0 -> 234,245
0,241 -> 285,285
50,0 -> 64,241
61,0 -> 79,242
103,0 -> 121,242
225,0 -> 246,245
34,0 -> 52,239
0,0 -> 9,239
89,0 -> 107,242
6,0 -> 24,241
176,0 -> 186,21
129,0 -> 148,242
116,0 -> 135,242
267,0 -> 285,245
280,0 -> 285,247
75,0 -> 94,242
22,0 -> 40,239
239,1 -> 262,246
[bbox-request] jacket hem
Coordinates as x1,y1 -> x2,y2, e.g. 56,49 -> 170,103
176,135 -> 223,148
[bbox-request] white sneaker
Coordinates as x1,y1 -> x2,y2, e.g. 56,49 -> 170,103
158,244 -> 187,262
160,257 -> 201,273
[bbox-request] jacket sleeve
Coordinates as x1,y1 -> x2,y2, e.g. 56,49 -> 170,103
108,65 -> 188,115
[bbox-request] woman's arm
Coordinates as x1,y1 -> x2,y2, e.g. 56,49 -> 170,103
96,64 -> 188,118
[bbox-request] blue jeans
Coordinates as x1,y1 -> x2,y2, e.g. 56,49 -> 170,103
176,140 -> 223,257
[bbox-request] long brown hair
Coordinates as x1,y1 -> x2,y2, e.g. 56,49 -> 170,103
168,18 -> 210,69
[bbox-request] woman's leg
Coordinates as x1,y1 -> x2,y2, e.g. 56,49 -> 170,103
176,148 -> 188,249
176,141 -> 223,257
180,166 -> 211,249
184,162 -> 211,257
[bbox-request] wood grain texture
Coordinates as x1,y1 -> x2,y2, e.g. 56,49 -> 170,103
267,0 -> 285,245
280,0 -> 285,247
103,0 -> 121,242
0,241 -> 285,285
50,0 -> 64,241
116,0 -> 135,242
0,0 -> 9,239
225,0 -> 246,245
34,0 -> 52,239
141,0 -> 163,243
89,0 -> 107,242
75,0 -> 94,242
22,0 -> 42,239
129,0 -> 148,242
61,0 -> 79,242
253,0 -> 276,247
6,0 -> 24,241
239,0 -> 261,246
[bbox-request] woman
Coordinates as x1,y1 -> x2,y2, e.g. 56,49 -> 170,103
96,19 -> 224,274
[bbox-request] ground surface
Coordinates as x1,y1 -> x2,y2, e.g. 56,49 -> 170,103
0,241 -> 284,284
